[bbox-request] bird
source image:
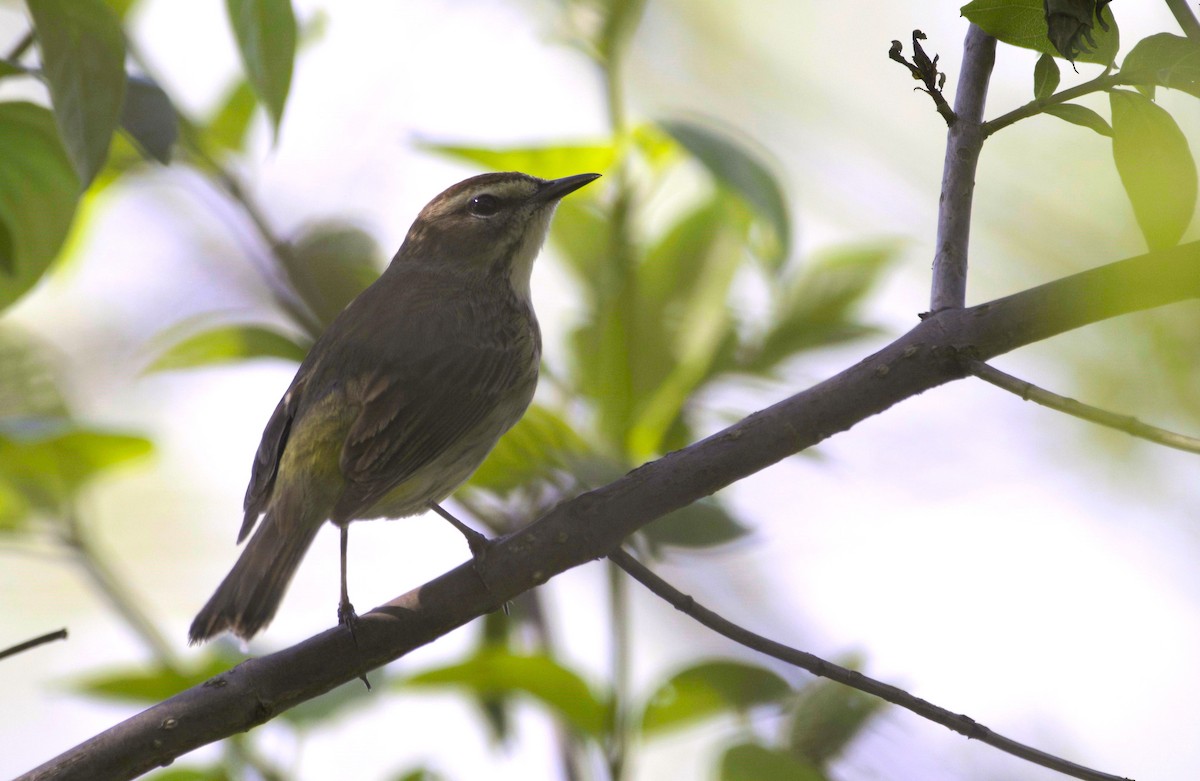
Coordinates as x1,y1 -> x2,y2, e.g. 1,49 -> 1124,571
188,171 -> 600,644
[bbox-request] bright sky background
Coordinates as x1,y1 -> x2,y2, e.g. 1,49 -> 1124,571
3,1 -> 1199,780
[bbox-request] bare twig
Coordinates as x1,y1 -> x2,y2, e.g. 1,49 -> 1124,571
4,29 -> 34,62
1166,0 -> 1200,40
0,629 -> 68,662
930,24 -> 996,312
969,361 -> 1200,454
16,241 -> 1200,781
608,549 -> 1130,781
889,30 -> 956,125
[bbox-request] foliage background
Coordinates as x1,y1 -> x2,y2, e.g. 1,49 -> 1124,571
2,1 -> 1199,779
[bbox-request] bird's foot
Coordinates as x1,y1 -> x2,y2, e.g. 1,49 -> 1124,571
338,600 -> 371,690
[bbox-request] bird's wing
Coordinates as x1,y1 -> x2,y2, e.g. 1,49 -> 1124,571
331,331 -> 535,522
238,368 -> 311,542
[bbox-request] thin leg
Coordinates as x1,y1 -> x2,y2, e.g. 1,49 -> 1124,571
337,525 -> 359,636
430,502 -> 491,560
337,524 -> 371,690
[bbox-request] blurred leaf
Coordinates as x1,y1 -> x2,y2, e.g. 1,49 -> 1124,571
27,0 -> 127,187
204,79 -> 257,153
145,767 -> 231,781
1121,33 -> 1200,100
659,118 -> 790,267
422,141 -> 615,180
961,0 -> 1118,65
720,743 -> 826,781
283,223 -> 382,328
787,657 -> 884,766
0,60 -> 25,79
225,0 -> 296,138
0,478 -> 31,531
743,242 -> 897,375
0,328 -> 69,418
147,324 -> 309,373
391,769 -> 448,781
105,0 -> 141,18
403,649 -> 607,737
0,102 -> 80,302
640,498 -> 751,551
1110,89 -> 1197,250
1042,103 -> 1112,136
281,674 -> 380,727
1033,53 -> 1060,99
548,194 -> 608,279
71,655 -> 236,703
640,660 -> 790,735
0,424 -> 153,511
119,75 -> 178,164
466,404 -> 592,496
597,0 -> 648,64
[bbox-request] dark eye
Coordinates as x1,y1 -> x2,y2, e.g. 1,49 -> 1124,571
467,194 -> 500,217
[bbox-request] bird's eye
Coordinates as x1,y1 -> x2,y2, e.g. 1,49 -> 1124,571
467,194 -> 500,217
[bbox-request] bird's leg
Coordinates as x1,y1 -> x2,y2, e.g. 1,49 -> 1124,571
430,502 -> 492,561
337,524 -> 371,689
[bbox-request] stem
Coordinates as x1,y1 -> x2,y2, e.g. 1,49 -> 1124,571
606,560 -> 631,781
930,24 -> 996,311
984,72 -> 1123,137
1166,0 -> 1200,39
63,510 -> 182,672
5,29 -> 34,61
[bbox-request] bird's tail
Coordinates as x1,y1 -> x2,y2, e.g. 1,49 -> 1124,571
189,498 -> 324,644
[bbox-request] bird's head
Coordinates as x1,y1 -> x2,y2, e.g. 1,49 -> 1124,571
396,171 -> 600,300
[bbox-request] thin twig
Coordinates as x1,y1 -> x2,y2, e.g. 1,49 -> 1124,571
969,361 -> 1200,454
1165,0 -> 1200,40
888,31 -> 955,125
0,628 -> 68,662
608,549 -> 1131,781
984,72 -> 1123,137
930,24 -> 996,312
4,29 -> 34,62
63,511 -> 182,673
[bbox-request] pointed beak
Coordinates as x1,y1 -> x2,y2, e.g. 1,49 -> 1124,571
535,173 -> 601,203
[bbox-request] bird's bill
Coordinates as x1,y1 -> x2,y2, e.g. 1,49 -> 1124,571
535,173 -> 602,203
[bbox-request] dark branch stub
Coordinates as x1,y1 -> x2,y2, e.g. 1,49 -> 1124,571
889,30 -> 956,126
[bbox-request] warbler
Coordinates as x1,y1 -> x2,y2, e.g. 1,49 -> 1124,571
189,171 -> 600,643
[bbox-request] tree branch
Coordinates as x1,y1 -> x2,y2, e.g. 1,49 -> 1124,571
0,629 -> 68,662
17,241 -> 1200,781
607,550 -> 1129,781
1166,0 -> 1200,40
970,361 -> 1200,454
931,24 -> 996,311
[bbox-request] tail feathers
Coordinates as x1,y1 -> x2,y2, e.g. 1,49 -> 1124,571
189,509 -> 322,644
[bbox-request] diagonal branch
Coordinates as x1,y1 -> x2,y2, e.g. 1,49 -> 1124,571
931,24 -> 996,312
970,361 -> 1200,454
608,549 -> 1129,781
17,241 -> 1200,781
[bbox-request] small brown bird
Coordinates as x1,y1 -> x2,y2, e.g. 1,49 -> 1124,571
189,171 -> 600,643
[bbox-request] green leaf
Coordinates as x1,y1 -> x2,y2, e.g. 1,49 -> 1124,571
597,0 -> 648,64
390,769 -> 448,781
204,79 -> 258,152
0,478 -> 31,531
283,223 -> 382,328
421,141 -> 616,180
71,655 -> 237,703
120,76 -> 178,164
0,327 -> 70,419
0,101 -> 80,301
640,660 -> 790,735
640,499 -> 751,551
27,0 -> 127,187
1033,53 -> 1060,99
466,405 -> 592,495
1042,103 -> 1112,136
787,656 -> 884,765
1110,89 -> 1197,250
147,324 -> 309,372
659,118 -> 790,267
720,743 -> 826,781
225,0 -> 296,137
403,650 -> 608,737
548,194 -> 608,279
961,0 -> 1119,65
744,242 -> 897,375
0,60 -> 26,79
1121,33 -> 1200,100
